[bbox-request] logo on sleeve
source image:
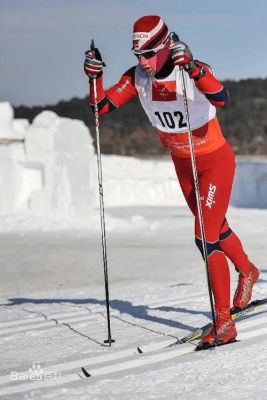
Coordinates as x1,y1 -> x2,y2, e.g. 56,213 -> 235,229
116,79 -> 130,93
205,184 -> 216,209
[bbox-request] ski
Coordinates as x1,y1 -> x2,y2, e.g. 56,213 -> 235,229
137,297 -> 267,353
80,298 -> 267,377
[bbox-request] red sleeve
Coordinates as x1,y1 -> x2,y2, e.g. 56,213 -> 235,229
192,60 -> 229,107
89,66 -> 138,116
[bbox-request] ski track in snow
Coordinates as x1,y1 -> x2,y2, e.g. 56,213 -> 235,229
0,207 -> 267,399
1,292 -> 267,399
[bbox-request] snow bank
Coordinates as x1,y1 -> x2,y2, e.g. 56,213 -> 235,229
24,110 -> 96,220
0,102 -> 26,139
101,155 -> 267,209
0,102 -> 187,231
231,160 -> 267,209
101,155 -> 186,206
0,101 -> 267,231
0,102 -> 96,228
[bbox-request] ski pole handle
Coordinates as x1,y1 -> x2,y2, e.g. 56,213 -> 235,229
90,39 -> 95,52
90,38 -> 106,67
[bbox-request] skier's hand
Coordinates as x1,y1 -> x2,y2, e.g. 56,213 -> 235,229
84,48 -> 104,79
169,32 -> 205,79
169,33 -> 195,70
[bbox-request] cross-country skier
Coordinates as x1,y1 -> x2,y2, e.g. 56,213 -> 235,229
84,15 -> 260,347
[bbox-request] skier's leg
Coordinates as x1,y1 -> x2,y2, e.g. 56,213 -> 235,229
172,144 -> 237,343
220,219 -> 252,274
195,143 -> 235,310
172,146 -> 233,310
171,153 -> 196,214
220,220 -> 260,308
194,143 -> 237,343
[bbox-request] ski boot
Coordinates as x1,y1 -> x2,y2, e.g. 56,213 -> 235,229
233,263 -> 260,309
196,307 -> 237,350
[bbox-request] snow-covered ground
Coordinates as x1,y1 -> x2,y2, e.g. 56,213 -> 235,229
0,104 -> 267,399
0,206 -> 267,399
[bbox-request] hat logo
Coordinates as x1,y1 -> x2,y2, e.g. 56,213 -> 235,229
133,32 -> 151,40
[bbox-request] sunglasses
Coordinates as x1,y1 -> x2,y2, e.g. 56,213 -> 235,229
133,49 -> 157,60
132,37 -> 170,60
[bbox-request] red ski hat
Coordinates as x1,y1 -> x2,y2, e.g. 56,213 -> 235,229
132,15 -> 170,53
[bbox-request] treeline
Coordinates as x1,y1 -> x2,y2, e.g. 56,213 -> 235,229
14,78 -> 267,155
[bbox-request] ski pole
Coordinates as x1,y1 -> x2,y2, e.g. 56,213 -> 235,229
90,39 -> 115,345
179,67 -> 218,343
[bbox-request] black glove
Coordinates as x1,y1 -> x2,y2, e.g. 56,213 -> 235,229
84,48 -> 104,79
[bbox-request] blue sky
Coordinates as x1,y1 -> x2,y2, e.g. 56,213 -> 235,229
0,0 -> 266,106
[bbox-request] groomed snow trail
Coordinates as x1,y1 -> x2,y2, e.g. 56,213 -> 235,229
1,285 -> 267,399
0,207 -> 267,399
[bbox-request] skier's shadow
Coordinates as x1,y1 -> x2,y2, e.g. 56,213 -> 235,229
1,297 -> 211,333
110,299 -> 211,332
2,297 -> 266,333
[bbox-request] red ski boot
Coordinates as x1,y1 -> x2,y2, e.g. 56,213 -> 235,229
233,264 -> 260,309
197,308 -> 237,350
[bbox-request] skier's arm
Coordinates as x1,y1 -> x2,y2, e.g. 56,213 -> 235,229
84,47 -> 137,116
88,67 -> 138,116
190,60 -> 229,107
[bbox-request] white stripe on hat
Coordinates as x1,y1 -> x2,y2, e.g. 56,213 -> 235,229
148,18 -> 165,40
133,18 -> 166,51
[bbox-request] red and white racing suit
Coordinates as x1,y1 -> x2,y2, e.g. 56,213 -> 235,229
88,60 -> 253,310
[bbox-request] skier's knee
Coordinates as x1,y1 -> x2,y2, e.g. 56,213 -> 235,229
219,227 -> 233,241
195,236 -> 221,258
